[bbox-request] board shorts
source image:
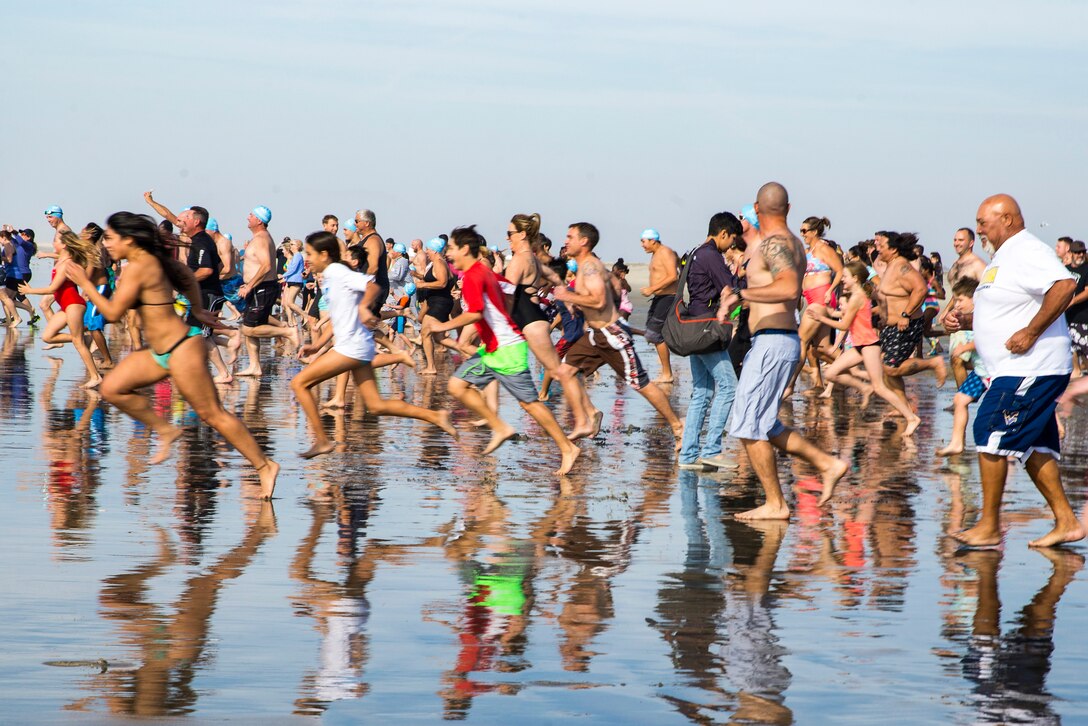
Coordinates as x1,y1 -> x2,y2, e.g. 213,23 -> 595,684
83,284 -> 110,332
454,341 -> 538,404
222,274 -> 246,310
563,320 -> 650,390
973,374 -> 1069,460
193,289 -> 226,337
957,370 -> 988,401
644,294 -> 675,345
242,280 -> 280,328
1068,322 -> 1088,356
880,316 -> 925,368
726,329 -> 800,441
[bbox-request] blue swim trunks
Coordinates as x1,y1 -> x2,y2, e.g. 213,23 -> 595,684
973,374 -> 1069,460
957,371 -> 988,401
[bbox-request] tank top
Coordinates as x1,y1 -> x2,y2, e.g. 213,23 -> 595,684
849,296 -> 878,347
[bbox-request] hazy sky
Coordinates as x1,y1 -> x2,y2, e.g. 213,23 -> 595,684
4,0 -> 1087,263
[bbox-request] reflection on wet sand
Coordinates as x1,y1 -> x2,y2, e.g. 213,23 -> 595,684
73,501 -> 277,716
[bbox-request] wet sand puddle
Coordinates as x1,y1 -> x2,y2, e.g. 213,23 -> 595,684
2,325 -> 1088,723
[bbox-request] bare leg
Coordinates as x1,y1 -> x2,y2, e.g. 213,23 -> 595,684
635,382 -> 683,445
353,364 -> 457,437
937,393 -> 973,455
861,346 -> 921,433
99,349 -> 180,464
737,438 -> 791,520
1023,451 -> 1086,547
524,320 -> 589,432
90,329 -> 115,368
448,376 -> 516,454
653,341 -> 674,384
769,427 -> 849,506
952,453 -> 1007,547
518,400 -> 581,475
291,350 -> 355,458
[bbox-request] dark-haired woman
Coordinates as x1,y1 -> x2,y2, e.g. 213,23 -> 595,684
290,231 -> 457,459
61,211 -> 279,499
786,216 -> 843,396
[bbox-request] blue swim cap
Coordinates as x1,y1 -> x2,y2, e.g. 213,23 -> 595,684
343,220 -> 357,232
225,233 -> 233,242
640,228 -> 660,241
252,206 -> 272,225
393,242 -> 407,254
566,258 -> 578,273
740,204 -> 759,229
206,217 -> 219,232
44,205 -> 63,218
405,282 -> 417,295
426,237 -> 446,253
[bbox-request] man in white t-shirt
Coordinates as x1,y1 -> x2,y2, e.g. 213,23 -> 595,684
947,194 -> 1084,549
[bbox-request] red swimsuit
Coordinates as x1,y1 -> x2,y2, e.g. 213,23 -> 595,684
52,268 -> 85,311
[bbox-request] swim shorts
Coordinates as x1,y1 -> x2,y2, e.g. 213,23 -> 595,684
242,280 -> 280,327
973,374 -> 1069,460
455,342 -> 538,404
726,329 -> 800,441
644,294 -> 675,345
563,320 -> 650,390
1068,322 -> 1088,356
957,371 -> 988,401
880,316 -> 925,368
83,284 -> 109,332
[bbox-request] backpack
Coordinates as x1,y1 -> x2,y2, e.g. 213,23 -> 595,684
661,247 -> 733,357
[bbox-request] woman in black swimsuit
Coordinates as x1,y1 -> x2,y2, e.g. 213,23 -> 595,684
414,237 -> 460,374
63,212 -> 279,499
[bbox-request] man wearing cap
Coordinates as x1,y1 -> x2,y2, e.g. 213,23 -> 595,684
948,194 -> 1083,549
638,228 -> 680,384
388,243 -> 410,301
1,225 -> 39,326
237,206 -> 299,377
1063,240 -> 1088,377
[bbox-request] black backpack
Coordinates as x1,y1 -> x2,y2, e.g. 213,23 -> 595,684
661,247 -> 733,357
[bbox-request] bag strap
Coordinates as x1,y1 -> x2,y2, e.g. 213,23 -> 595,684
676,248 -> 696,305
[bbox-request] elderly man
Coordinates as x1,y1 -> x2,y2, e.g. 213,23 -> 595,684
950,194 -> 1084,549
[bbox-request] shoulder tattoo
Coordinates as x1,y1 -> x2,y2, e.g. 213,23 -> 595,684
760,234 -> 796,276
580,258 -> 605,277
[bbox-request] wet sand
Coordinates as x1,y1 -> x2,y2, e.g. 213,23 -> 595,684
2,311 -> 1087,723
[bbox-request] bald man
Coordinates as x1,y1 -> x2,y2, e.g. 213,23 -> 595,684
716,182 -> 848,520
947,194 -> 1083,548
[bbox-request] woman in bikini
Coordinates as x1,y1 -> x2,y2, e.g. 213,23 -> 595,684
805,261 -> 922,435
61,212 -> 279,499
785,215 -> 843,396
20,229 -> 103,388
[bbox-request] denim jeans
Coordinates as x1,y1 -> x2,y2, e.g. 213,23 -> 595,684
679,348 -> 737,464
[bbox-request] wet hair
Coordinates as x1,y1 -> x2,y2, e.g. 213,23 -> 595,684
958,227 -> 976,242
953,277 -> 979,298
322,214 -> 338,225
449,225 -> 486,257
612,257 -> 629,274
304,230 -> 342,262
106,211 -> 191,294
189,205 -> 209,228
708,211 -> 742,239
569,222 -> 599,250
802,216 -> 831,237
886,232 -> 920,261
82,222 -> 105,245
511,213 -> 542,246
844,260 -> 873,297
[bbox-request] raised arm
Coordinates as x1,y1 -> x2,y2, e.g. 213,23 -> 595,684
143,190 -> 178,225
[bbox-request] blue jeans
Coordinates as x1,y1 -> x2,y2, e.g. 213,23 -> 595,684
679,348 -> 738,464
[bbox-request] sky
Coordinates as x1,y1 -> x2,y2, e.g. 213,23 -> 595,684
3,0 -> 1087,264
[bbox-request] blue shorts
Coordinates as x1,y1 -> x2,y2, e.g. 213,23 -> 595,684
83,285 -> 109,332
957,371 -> 987,401
973,374 -> 1069,460
727,330 -> 800,441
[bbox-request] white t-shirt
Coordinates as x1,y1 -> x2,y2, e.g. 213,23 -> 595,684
322,262 -> 376,362
973,229 -> 1073,378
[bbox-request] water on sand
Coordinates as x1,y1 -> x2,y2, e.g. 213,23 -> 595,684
2,325 -> 1088,723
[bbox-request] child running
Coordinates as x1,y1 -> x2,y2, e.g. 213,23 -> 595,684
937,278 -> 989,455
290,231 -> 457,459
426,225 -> 580,475
805,261 -> 923,435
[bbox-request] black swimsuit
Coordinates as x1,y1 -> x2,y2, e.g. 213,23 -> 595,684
512,284 -> 548,328
423,263 -> 455,323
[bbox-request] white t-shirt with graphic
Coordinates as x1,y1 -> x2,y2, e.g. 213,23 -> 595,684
974,229 -> 1073,378
322,262 -> 377,362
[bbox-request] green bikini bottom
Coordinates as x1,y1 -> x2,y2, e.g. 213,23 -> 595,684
150,326 -> 202,369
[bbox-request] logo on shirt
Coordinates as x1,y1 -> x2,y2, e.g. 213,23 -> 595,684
1003,409 -> 1019,427
980,267 -> 998,286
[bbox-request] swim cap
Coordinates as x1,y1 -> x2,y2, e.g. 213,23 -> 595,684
44,205 -> 64,218
206,217 -> 219,232
426,237 -> 446,253
343,220 -> 357,232
405,282 -> 417,295
252,206 -> 272,225
740,204 -> 759,229
393,242 -> 407,254
225,233 -> 233,241
640,228 -> 660,241
566,258 -> 578,273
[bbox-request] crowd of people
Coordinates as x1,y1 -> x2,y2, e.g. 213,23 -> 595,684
1,183 -> 1085,546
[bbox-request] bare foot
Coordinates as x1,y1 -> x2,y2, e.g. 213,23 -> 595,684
150,426 -> 184,465
470,418 -> 488,428
653,376 -> 674,385
818,457 -> 849,506
904,415 -> 922,437
98,360 -> 115,370
322,398 -> 345,410
257,459 -> 279,499
287,327 -> 300,348
1028,522 -> 1087,548
556,444 -> 581,475
213,373 -> 234,384
780,386 -> 794,401
673,423 -> 684,452
859,386 -> 872,408
483,424 -> 517,455
950,523 -> 1003,548
933,356 -> 947,388
434,410 -> 458,439
301,441 -> 337,459
538,390 -> 551,402
396,350 -> 416,369
81,377 -> 103,389
589,410 -> 604,437
42,343 -> 63,350
421,367 -> 438,376
936,442 -> 964,456
237,367 -> 262,377
736,502 -> 791,520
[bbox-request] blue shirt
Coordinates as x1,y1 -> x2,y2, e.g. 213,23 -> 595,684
284,253 -> 305,284
685,240 -> 737,318
11,234 -> 33,278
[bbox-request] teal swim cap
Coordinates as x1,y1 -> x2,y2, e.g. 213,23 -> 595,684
740,204 -> 759,229
343,220 -> 357,232
566,258 -> 578,273
252,206 -> 272,225
44,205 -> 64,218
405,282 -> 417,295
426,237 -> 446,253
206,218 -> 219,232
